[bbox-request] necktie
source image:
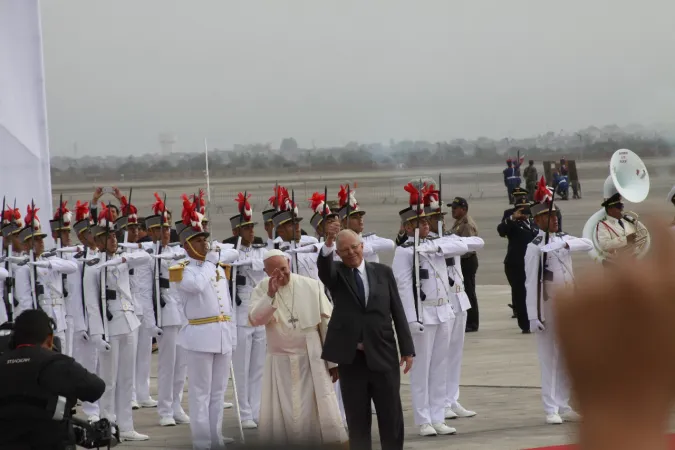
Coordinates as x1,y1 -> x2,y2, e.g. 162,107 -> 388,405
618,219 -> 625,230
353,268 -> 366,305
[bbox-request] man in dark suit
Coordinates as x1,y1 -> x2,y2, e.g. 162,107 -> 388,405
317,224 -> 414,450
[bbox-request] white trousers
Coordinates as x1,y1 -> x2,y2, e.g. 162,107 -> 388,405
445,311 -> 467,407
132,322 -> 154,403
64,316 -> 74,357
409,320 -> 451,425
536,323 -> 571,415
186,350 -> 232,450
232,326 -> 265,422
73,333 -> 100,418
99,332 -> 137,433
157,325 -> 187,419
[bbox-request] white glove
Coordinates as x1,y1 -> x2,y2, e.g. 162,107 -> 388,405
117,242 -> 141,250
91,335 -> 111,352
530,319 -> 546,332
76,330 -> 89,342
408,322 -> 424,334
206,251 -> 220,266
55,246 -> 83,253
151,327 -> 163,338
230,260 -> 253,267
540,241 -> 567,253
287,245 -> 316,254
28,260 -> 51,269
152,253 -> 182,261
416,242 -> 439,254
6,256 -> 29,265
100,257 -> 124,268
211,242 -> 234,251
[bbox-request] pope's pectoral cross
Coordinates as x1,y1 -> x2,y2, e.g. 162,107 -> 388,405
288,316 -> 299,329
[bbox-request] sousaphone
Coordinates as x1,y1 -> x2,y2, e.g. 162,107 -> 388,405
581,149 -> 651,262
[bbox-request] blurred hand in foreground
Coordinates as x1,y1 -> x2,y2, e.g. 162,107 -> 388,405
554,217 -> 675,450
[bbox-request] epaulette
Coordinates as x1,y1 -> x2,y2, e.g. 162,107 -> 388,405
300,242 -> 317,247
532,236 -> 543,245
556,232 -> 568,237
362,232 -> 375,238
252,243 -> 267,249
401,241 -> 415,248
443,231 -> 455,237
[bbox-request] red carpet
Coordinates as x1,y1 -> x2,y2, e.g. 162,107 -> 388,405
526,434 -> 675,450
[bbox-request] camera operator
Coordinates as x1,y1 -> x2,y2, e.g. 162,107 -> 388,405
0,309 -> 105,449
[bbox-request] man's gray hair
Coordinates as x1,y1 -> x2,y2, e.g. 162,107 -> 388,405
336,229 -> 362,248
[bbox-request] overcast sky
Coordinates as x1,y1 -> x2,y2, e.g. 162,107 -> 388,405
41,0 -> 675,156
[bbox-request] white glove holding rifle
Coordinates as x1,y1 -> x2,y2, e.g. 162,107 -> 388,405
100,257 -> 125,269
91,334 -> 111,352
540,241 -> 568,253
117,242 -> 143,250
28,260 -> 52,269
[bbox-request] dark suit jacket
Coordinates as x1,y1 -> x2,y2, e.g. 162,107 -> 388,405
317,249 -> 414,373
222,236 -> 264,245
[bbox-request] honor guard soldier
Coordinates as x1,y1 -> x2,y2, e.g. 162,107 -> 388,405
70,200 -> 103,422
49,201 -> 77,357
498,196 -> 538,333
595,192 -> 638,262
83,203 -> 151,441
129,194 -> 166,410
421,185 -> 483,420
1,206 -> 23,325
149,207 -> 190,427
15,205 -> 77,349
524,193 -> 592,425
337,185 -> 394,263
392,183 -> 468,437
229,192 -> 268,430
174,195 -> 239,449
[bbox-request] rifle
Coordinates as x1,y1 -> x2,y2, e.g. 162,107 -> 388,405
272,182 -> 279,247
4,199 -> 16,322
437,173 -> 443,236
123,187 -> 133,243
345,184 -> 351,230
99,202 -> 112,344
291,189 -> 298,273
58,194 -> 70,310
153,193 -> 168,329
1,196 -> 10,324
413,180 -> 423,325
231,191 -> 246,307
321,185 -> 328,242
537,181 -> 558,324
28,199 -> 41,311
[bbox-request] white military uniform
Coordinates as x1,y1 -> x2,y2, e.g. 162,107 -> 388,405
360,232 -> 395,263
392,236 -> 468,430
525,230 -> 592,421
176,250 -> 238,450
84,250 -> 150,434
595,215 -> 637,255
130,241 -> 157,406
0,266 -> 8,324
14,252 -> 77,347
155,243 -> 189,422
231,242 -> 267,426
71,246 -> 101,419
438,232 -> 484,418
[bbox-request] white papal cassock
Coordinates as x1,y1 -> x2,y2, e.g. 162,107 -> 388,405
249,274 -> 347,446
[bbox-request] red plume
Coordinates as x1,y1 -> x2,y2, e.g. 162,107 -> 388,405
25,205 -> 41,229
268,185 -> 282,208
3,208 -> 21,225
337,185 -> 347,208
534,176 -> 553,203
308,192 -> 329,214
53,201 -> 73,225
120,196 -> 138,217
75,201 -> 90,222
181,194 -> 203,231
152,193 -> 166,216
404,183 -> 422,211
422,184 -> 440,209
235,192 -> 253,221
190,189 -> 206,215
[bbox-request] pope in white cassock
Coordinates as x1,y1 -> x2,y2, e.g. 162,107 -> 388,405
249,249 -> 347,446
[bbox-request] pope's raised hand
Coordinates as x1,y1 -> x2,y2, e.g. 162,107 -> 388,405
267,269 -> 281,298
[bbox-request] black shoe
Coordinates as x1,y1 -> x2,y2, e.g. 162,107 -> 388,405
465,326 -> 478,333
521,330 -> 531,334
